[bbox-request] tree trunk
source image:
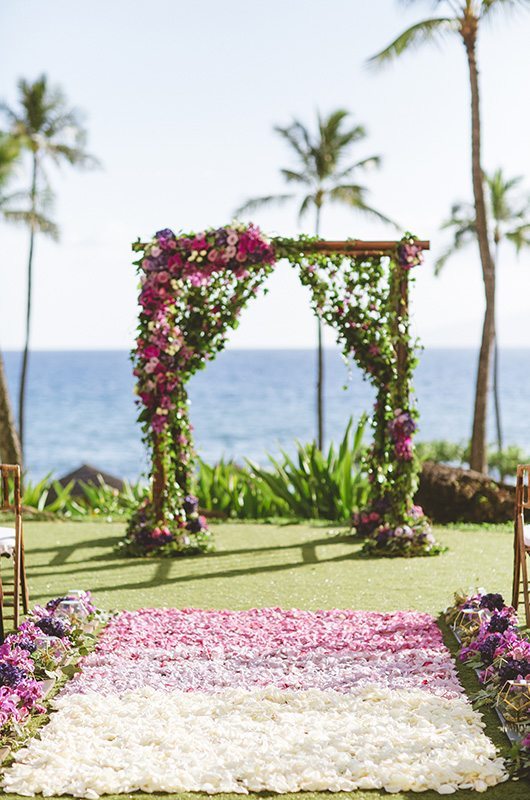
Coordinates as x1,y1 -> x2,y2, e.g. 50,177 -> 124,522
315,203 -> 324,450
152,433 -> 166,521
0,350 -> 22,465
492,240 -> 503,471
464,29 -> 496,474
18,153 -> 38,462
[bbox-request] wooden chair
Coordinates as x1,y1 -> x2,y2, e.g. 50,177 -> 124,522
0,465 -> 29,638
512,464 -> 530,627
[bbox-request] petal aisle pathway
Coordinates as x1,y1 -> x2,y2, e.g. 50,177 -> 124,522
3,609 -> 506,797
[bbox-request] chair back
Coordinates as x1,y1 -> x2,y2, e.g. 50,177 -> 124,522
0,465 -> 21,514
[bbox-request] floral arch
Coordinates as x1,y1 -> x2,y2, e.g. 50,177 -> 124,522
121,224 -> 442,559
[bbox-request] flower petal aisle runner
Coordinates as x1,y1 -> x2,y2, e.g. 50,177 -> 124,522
3,609 -> 506,797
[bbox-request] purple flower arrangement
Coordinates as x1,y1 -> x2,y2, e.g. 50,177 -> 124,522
447,590 -> 530,774
353,502 -> 444,558
398,237 -> 424,270
387,409 -> 416,462
134,224 -> 275,438
122,493 -> 209,558
128,223 -> 276,558
0,591 -> 104,749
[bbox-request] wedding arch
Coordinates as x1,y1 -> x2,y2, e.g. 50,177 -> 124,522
121,224 -> 442,559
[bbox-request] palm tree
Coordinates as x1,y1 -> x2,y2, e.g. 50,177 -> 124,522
235,109 -> 394,450
436,168 -> 530,467
0,133 -> 23,466
0,75 -> 99,459
369,0 -> 530,473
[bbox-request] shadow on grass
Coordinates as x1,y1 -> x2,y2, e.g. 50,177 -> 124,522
27,534 -> 379,600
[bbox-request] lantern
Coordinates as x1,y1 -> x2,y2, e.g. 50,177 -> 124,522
451,607 -> 484,643
496,679 -> 530,732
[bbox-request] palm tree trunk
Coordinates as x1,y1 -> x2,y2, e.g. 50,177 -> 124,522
315,203 -> 324,450
492,240 -> 503,471
18,152 -> 38,463
464,28 -> 496,474
0,350 -> 22,465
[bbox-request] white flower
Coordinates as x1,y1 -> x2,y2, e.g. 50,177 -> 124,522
3,686 -> 506,797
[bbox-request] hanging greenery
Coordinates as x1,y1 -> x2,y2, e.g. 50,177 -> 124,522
120,225 -> 443,559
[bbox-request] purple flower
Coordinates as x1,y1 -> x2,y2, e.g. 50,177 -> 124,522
183,495 -> 199,515
398,241 -> 423,270
498,657 -> 530,683
477,634 -> 502,666
10,637 -> 37,654
46,596 -> 69,612
155,228 -> 174,239
487,613 -> 514,635
187,515 -> 207,534
35,616 -> 70,639
0,662 -> 26,688
479,593 -> 505,612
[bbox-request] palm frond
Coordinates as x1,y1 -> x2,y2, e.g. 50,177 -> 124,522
368,17 -> 457,67
328,185 -> 398,227
297,194 -> 315,221
3,208 -> 59,239
482,0 -> 530,19
48,144 -> 101,169
234,193 -> 295,218
350,155 -> 381,171
280,168 -> 310,185
274,122 -> 313,170
505,223 -> 530,253
434,230 -> 474,274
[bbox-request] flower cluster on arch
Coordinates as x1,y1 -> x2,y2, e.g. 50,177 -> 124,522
122,224 -> 439,559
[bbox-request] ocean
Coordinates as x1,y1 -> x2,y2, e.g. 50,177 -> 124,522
3,348 -> 530,481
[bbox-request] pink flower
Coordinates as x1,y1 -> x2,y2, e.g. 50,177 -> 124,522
168,254 -> 183,270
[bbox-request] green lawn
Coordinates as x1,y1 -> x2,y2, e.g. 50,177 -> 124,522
21,519 -> 515,613
3,519 -> 528,800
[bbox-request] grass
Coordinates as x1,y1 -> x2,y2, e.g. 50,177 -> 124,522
2,519 -> 528,800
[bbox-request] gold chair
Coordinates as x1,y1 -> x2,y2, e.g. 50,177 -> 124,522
512,464 -> 530,627
0,465 -> 29,637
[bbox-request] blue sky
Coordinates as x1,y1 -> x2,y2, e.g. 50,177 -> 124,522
1,0 -> 530,350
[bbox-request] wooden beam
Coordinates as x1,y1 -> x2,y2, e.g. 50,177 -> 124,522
133,239 -> 430,254
286,240 -> 430,255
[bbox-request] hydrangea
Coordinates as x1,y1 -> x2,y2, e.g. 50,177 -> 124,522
35,616 -> 70,639
0,663 -> 26,688
486,613 -> 514,635
479,593 -> 506,612
498,657 -> 530,683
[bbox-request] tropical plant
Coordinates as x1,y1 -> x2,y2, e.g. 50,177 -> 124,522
195,459 -> 289,519
416,437 -> 528,481
415,439 -> 467,465
0,75 -> 99,459
248,416 -> 370,521
369,0 -> 530,473
235,110 -> 394,450
436,168 -> 530,464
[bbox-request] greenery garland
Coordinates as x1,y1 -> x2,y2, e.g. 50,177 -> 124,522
121,225 -> 443,559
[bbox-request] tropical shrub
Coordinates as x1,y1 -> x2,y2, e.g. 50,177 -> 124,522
416,440 -> 528,481
248,417 -> 369,521
9,418 -> 370,523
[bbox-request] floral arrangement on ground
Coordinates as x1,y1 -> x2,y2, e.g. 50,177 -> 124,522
446,588 -> 530,777
0,591 -> 106,757
2,605 -> 507,796
352,499 -> 445,558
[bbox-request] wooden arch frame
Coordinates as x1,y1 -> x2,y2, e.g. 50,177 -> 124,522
127,231 -> 430,557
